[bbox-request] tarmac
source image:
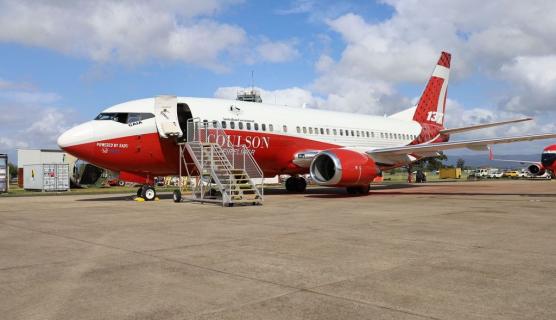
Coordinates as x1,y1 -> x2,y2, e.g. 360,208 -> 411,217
1,180 -> 556,320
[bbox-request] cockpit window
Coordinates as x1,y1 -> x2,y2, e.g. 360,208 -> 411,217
95,112 -> 154,124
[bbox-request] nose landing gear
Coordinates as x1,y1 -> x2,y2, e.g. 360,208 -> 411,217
285,176 -> 307,193
137,185 -> 157,201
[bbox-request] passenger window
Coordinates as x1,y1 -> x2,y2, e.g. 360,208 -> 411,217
230,121 -> 235,129
238,122 -> 243,130
296,126 -> 300,133
212,120 -> 218,128
269,124 -> 273,131
221,121 -> 227,129
326,128 -> 330,135
340,129 -> 343,136
309,127 -> 313,134
333,129 -> 337,135
371,132 -> 375,138
351,130 -> 355,136
303,127 -> 307,134
247,122 -> 252,130
283,125 -> 288,132
357,131 -> 360,137
254,123 -> 259,131
262,123 -> 266,131
320,128 -> 324,134
389,133 -> 393,139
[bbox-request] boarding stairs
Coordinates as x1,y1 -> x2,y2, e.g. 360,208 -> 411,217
179,118 -> 264,206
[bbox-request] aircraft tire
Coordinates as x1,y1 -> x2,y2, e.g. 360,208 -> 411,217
295,177 -> 307,192
286,177 -> 307,193
141,185 -> 156,201
137,187 -> 143,198
285,177 -> 296,192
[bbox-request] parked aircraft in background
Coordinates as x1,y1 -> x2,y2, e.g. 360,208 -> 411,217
57,52 -> 556,199
490,144 -> 556,177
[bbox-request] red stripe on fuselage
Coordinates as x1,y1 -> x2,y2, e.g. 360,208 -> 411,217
63,130 -> 342,178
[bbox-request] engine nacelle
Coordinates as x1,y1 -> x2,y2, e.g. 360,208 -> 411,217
310,149 -> 379,186
528,164 -> 546,176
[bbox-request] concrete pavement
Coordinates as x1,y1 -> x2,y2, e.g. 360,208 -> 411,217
1,180 -> 555,319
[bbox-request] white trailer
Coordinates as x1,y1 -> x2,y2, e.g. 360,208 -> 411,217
23,164 -> 70,192
0,154 -> 7,193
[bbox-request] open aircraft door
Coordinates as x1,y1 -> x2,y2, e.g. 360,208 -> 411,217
154,95 -> 183,139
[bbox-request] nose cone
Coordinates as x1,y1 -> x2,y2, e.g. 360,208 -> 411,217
57,122 -> 94,149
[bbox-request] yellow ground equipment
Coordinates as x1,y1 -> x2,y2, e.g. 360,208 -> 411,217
440,168 -> 462,179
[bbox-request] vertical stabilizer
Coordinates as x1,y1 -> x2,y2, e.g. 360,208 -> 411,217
412,52 -> 451,126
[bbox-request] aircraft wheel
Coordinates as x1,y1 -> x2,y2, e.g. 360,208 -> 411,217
118,180 -> 125,187
141,185 -> 156,201
137,186 -> 143,198
295,177 -> 307,192
173,189 -> 182,203
285,177 -> 296,192
285,177 -> 307,193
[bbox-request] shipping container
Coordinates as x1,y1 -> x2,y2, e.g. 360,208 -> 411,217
17,149 -> 77,188
23,164 -> 69,191
439,167 -> 462,179
0,154 -> 7,193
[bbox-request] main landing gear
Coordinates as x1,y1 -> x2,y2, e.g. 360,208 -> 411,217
285,176 -> 307,193
137,185 -> 157,201
346,185 -> 370,195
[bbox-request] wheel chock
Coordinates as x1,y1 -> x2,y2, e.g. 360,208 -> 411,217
154,197 -> 160,201
134,197 -> 145,202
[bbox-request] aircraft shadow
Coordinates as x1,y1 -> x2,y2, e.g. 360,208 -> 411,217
77,193 -> 173,201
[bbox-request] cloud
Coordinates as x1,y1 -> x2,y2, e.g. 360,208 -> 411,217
0,0 -> 246,71
275,0 -> 314,15
256,39 -> 300,63
0,79 -> 78,157
315,1 -> 556,116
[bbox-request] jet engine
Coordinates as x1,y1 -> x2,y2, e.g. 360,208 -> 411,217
310,149 -> 379,186
527,164 -> 546,176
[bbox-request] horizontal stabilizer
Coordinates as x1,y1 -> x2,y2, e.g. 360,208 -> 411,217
439,118 -> 532,135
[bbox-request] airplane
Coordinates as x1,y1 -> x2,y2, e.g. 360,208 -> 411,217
489,144 -> 556,177
57,52 -> 556,200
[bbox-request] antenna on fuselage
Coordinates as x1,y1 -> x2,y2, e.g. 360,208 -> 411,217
236,70 -> 262,103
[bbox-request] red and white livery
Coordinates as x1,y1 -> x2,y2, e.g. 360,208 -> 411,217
490,144 -> 556,177
58,52 -> 556,194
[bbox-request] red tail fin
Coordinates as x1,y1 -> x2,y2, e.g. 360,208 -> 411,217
413,51 -> 451,126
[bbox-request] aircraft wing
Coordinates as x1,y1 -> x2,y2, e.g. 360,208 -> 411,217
490,159 -> 540,165
367,133 -> 556,157
439,118 -> 532,135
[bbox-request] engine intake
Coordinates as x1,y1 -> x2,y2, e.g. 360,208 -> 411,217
528,164 -> 546,176
310,149 -> 379,186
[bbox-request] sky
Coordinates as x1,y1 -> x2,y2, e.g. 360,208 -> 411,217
1,0 -> 556,162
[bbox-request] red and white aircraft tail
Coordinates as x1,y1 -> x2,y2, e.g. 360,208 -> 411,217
413,51 -> 451,126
